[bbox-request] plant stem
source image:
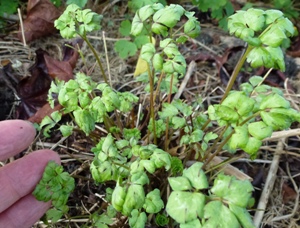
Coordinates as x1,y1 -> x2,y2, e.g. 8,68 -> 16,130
203,125 -> 229,160
147,63 -> 157,144
220,45 -> 253,103
202,130 -> 235,169
80,35 -> 108,84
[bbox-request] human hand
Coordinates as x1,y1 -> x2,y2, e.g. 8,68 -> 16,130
0,120 -> 60,228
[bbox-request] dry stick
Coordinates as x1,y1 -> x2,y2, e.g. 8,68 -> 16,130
253,140 -> 284,227
102,31 -> 112,86
174,60 -> 196,100
17,8 -> 26,47
263,128 -> 300,141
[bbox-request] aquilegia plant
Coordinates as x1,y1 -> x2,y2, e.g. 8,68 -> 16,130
34,3 -> 299,227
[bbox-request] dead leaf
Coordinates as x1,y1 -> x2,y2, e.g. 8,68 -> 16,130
44,39 -> 83,81
282,182 -> 297,204
18,0 -> 61,43
14,39 -> 82,121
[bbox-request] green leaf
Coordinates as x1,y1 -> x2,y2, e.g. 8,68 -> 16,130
122,184 -> 145,216
248,121 -> 273,140
134,35 -> 151,49
259,93 -> 290,109
140,43 -> 156,62
153,53 -> 163,70
153,4 -> 185,28
265,9 -> 283,24
130,171 -> 149,185
193,0 -> 227,11
266,46 -> 285,71
208,105 -> 239,124
228,125 -> 249,150
260,26 -> 287,47
46,208 -> 65,223
272,16 -> 295,37
59,125 -> 73,137
111,183 -> 127,212
182,162 -> 208,190
184,18 -> 201,38
129,210 -> 147,228
163,55 -> 186,75
203,201 -> 239,228
168,176 -> 193,191
249,76 -> 264,87
140,160 -> 156,174
89,97 -> 107,122
114,40 -> 137,59
172,116 -> 186,129
0,0 -> 19,16
211,173 -> 254,207
90,160 -> 118,182
151,149 -> 171,170
128,0 -> 162,11
163,42 -> 181,58
73,108 -> 95,135
241,137 -> 262,158
202,132 -> 218,151
166,191 -> 205,224
246,47 -> 273,69
173,99 -> 193,116
222,91 -> 255,117
143,189 -> 164,213
66,0 -> 87,8
260,110 -> 293,130
119,20 -> 131,36
180,219 -> 202,228
243,8 -> 265,31
229,204 -> 255,228
159,102 -> 178,119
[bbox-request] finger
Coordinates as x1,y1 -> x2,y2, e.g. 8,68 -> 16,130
0,150 -> 60,213
0,194 -> 51,228
0,120 -> 36,161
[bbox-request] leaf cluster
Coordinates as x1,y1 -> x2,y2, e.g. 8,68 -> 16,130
166,162 -> 255,227
33,161 -> 75,222
228,8 -> 296,71
54,4 -> 102,38
209,76 -> 300,157
42,72 -> 138,136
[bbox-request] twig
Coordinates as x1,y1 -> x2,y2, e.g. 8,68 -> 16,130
263,128 -> 300,141
102,31 -> 112,86
191,38 -> 218,55
174,61 -> 196,100
253,140 -> 284,227
17,8 -> 26,47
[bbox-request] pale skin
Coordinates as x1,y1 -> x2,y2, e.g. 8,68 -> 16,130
0,120 -> 60,228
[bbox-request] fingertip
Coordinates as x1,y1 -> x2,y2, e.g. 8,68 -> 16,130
0,120 -> 36,160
